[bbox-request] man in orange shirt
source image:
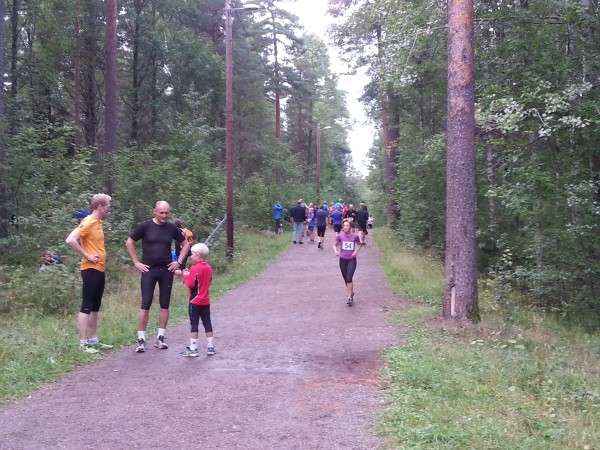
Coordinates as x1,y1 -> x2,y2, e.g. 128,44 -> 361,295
66,193 -> 113,354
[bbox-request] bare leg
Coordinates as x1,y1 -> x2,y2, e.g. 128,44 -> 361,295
87,311 -> 99,338
77,312 -> 89,340
158,308 -> 170,329
346,281 -> 353,299
137,309 -> 150,332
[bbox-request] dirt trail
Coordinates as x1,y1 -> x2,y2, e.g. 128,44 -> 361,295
0,235 -> 405,449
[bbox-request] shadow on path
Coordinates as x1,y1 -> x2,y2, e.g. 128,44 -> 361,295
0,235 -> 406,449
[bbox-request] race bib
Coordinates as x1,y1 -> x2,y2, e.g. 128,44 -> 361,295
342,241 -> 355,251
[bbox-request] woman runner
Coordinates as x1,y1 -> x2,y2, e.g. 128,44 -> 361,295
333,219 -> 362,306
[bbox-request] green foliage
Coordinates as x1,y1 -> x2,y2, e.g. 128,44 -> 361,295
377,234 -> 600,449
0,0 -> 362,270
338,0 -> 600,318
0,123 -> 102,261
236,175 -> 272,230
0,265 -> 80,316
110,119 -> 224,239
395,134 -> 446,249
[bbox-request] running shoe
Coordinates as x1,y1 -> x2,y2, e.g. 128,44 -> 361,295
154,335 -> 169,349
180,347 -> 199,357
81,344 -> 100,355
135,338 -> 146,353
92,341 -> 114,350
347,296 -> 354,306
206,346 -> 216,356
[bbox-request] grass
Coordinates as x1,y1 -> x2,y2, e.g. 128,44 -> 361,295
374,231 -> 444,306
0,228 -> 290,404
374,229 -> 600,449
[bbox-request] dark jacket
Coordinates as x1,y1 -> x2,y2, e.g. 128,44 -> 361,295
290,204 -> 307,223
355,208 -> 369,224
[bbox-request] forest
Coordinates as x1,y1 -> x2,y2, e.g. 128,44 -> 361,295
0,0 -> 599,327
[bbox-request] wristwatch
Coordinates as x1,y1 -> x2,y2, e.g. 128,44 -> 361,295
177,260 -> 183,266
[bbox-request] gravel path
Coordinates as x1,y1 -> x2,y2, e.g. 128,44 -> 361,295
0,236 -> 404,449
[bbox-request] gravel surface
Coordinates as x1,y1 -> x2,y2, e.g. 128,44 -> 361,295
0,236 -> 405,449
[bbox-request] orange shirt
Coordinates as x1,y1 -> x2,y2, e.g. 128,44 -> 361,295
182,228 -> 194,244
76,215 -> 106,272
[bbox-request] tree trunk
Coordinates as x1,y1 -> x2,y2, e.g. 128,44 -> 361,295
82,0 -> 102,148
104,0 -> 118,156
9,0 -> 20,135
443,0 -> 480,322
74,6 -> 83,150
272,9 -> 281,140
384,91 -> 400,224
376,24 -> 400,225
130,0 -> 142,145
0,0 -> 7,239
486,142 -> 497,249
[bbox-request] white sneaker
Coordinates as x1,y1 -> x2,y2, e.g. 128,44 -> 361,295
154,335 -> 168,349
135,338 -> 146,353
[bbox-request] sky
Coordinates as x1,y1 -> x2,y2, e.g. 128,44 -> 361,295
279,0 -> 375,176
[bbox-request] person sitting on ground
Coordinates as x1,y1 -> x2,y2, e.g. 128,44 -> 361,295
39,251 -> 64,273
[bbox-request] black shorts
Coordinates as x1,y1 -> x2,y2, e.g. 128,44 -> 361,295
356,221 -> 367,233
80,269 -> 105,314
333,224 -> 342,233
317,226 -> 326,237
189,304 -> 212,333
140,266 -> 174,310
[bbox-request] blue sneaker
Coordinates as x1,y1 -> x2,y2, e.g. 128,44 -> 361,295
180,347 -> 199,357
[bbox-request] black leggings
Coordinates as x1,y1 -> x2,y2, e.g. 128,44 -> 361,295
140,266 -> 174,310
339,258 -> 357,284
189,304 -> 212,333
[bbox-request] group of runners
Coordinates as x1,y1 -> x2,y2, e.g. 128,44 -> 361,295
276,198 -> 372,306
66,197 -> 215,358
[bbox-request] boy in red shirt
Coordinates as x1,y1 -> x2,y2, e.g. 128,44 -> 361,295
180,243 -> 215,356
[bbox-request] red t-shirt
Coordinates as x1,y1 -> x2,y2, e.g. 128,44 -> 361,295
183,261 -> 213,305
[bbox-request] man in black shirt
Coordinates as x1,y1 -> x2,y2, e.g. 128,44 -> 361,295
355,202 -> 370,245
290,199 -> 307,244
126,201 -> 191,353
